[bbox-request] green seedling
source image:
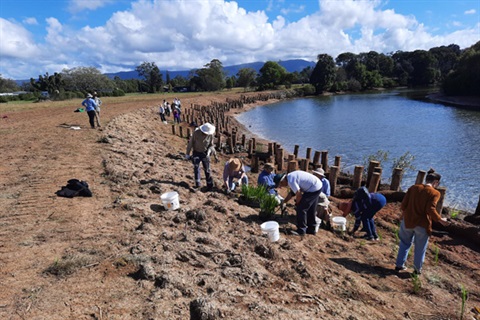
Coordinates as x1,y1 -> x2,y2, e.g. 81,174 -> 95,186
410,272 -> 422,294
460,285 -> 468,320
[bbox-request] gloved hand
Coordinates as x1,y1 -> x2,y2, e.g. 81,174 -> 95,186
185,154 -> 191,160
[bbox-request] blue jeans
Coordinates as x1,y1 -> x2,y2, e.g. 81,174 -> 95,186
192,152 -> 213,188
395,219 -> 430,273
227,175 -> 248,191
362,193 -> 386,238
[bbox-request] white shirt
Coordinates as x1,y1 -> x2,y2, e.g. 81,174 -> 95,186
286,170 -> 322,194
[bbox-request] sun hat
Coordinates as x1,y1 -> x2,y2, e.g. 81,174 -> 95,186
264,163 -> 275,170
312,168 -> 325,177
273,173 -> 286,187
199,122 -> 215,135
86,93 -> 93,98
228,158 -> 242,172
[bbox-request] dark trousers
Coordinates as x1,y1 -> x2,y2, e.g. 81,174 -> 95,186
362,194 -> 386,238
192,151 -> 213,188
296,189 -> 321,234
160,113 -> 166,121
87,110 -> 96,128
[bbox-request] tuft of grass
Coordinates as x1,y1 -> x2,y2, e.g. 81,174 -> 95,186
44,254 -> 97,277
410,272 -> 422,294
460,285 -> 468,320
450,209 -> 460,219
432,244 -> 440,266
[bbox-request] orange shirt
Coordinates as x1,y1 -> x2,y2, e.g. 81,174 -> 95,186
400,184 -> 442,235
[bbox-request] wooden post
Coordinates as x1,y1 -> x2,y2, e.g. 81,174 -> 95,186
241,134 -> 246,148
232,132 -> 237,147
436,187 -> 447,214
216,134 -> 222,149
288,154 -> 295,162
252,138 -> 256,153
171,124 -> 176,135
329,166 -> 339,197
248,139 -> 253,156
228,136 -> 234,153
366,160 -> 380,187
313,151 -> 321,167
415,170 -> 426,185
277,148 -> 284,171
293,145 -> 299,159
306,148 -> 312,163
251,155 -> 259,173
287,160 -> 298,173
368,172 -> 381,193
299,158 -> 308,171
390,168 -> 404,191
334,156 -> 341,170
268,143 -> 274,156
179,126 -> 183,138
353,166 -> 363,189
187,128 -> 191,138
321,151 -> 329,173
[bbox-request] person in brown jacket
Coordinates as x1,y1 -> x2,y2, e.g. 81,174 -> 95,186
395,169 -> 448,274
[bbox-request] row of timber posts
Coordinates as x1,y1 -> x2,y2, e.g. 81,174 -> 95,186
171,98 -> 480,214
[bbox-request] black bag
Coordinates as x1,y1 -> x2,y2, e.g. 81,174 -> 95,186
56,179 -> 92,198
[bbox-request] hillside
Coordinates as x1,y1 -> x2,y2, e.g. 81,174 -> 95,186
0,92 -> 479,319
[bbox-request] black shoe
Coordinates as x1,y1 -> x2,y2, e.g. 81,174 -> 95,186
395,266 -> 407,272
288,229 -> 305,237
412,269 -> 422,276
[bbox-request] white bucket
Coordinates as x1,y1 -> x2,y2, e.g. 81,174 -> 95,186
315,217 -> 322,233
260,221 -> 280,242
332,216 -> 347,232
161,191 -> 180,210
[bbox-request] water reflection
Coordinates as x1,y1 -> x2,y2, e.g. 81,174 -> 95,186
237,90 -> 480,212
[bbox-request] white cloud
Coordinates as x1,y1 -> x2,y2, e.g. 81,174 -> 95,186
68,0 -> 116,13
1,0 -> 479,80
465,9 -> 476,15
23,17 -> 38,25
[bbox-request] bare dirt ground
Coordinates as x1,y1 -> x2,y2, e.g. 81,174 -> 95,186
1,91 -> 479,320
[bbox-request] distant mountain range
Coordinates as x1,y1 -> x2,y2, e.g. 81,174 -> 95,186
15,59 -> 315,84
105,59 -> 315,80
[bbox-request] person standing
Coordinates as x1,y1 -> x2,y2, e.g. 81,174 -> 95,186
312,168 -> 332,229
349,186 -> 387,240
92,92 -> 102,127
81,93 -> 98,129
159,104 -> 166,123
395,169 -> 448,274
274,170 -> 322,236
223,158 -> 248,194
185,123 -> 216,190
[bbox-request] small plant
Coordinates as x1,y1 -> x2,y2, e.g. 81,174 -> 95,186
259,195 -> 279,221
362,150 -> 389,175
432,244 -> 440,266
393,224 -> 400,244
450,209 -> 460,219
460,285 -> 468,320
391,151 -> 416,175
411,272 -> 422,294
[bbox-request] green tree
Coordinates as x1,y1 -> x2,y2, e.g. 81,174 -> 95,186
257,61 -> 287,90
0,75 -> 20,92
409,50 -> 437,86
191,59 -> 226,91
135,61 -> 163,93
429,44 -> 461,81
309,54 -> 336,94
236,68 -> 257,91
443,41 -> 480,96
30,72 -> 64,98
62,67 -> 114,93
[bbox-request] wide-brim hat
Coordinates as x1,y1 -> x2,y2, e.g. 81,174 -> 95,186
273,173 -> 286,187
86,93 -> 93,98
199,122 -> 215,135
312,168 -> 325,177
228,158 -> 242,171
263,163 -> 275,170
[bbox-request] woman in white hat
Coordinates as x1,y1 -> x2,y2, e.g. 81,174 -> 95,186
185,123 -> 216,190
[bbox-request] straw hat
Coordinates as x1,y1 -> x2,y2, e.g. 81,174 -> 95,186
199,122 -> 215,135
312,168 -> 325,177
263,163 -> 275,170
228,158 -> 242,172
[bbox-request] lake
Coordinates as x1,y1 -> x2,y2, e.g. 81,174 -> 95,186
236,89 -> 480,212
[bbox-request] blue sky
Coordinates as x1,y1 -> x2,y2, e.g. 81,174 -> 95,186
1,0 -> 479,80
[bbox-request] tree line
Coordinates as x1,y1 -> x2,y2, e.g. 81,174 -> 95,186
1,41 -> 478,103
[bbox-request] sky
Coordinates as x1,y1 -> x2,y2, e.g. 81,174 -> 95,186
1,0 -> 479,80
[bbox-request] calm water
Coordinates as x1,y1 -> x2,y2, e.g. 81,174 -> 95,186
236,90 -> 480,212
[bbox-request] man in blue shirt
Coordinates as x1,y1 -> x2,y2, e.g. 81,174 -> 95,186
258,163 -> 285,210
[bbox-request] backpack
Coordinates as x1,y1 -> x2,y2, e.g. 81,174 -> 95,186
56,179 -> 92,198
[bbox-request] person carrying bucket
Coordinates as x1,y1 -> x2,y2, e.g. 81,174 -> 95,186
185,122 -> 216,191
274,170 -> 322,236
